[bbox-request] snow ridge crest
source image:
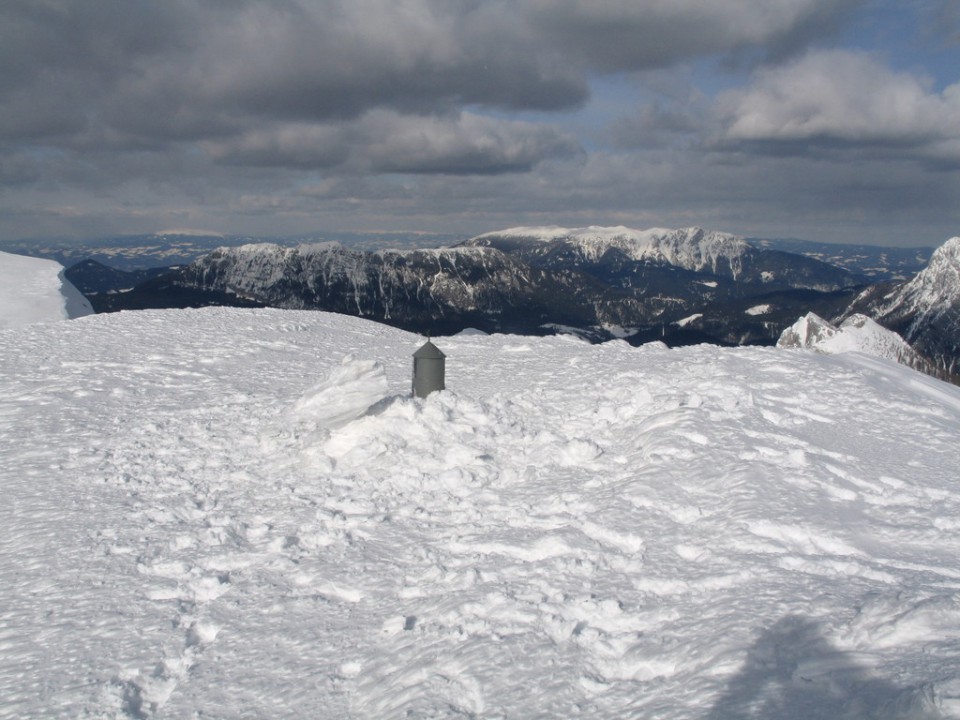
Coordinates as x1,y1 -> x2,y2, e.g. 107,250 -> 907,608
469,225 -> 750,276
778,311 -> 936,374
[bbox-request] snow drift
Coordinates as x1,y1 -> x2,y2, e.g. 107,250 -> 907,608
2,307 -> 960,718
0,250 -> 93,328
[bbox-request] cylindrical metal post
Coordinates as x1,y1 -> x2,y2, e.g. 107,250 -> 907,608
412,340 -> 445,398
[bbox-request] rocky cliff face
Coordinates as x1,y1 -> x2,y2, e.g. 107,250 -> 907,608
179,243 -> 603,335
778,312 -> 944,379
464,226 -> 861,292
175,229 -> 864,343
846,237 -> 960,375
93,226 -> 872,347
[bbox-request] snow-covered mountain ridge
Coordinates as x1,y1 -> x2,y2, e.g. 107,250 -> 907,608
470,225 -> 753,277
465,225 -> 860,291
846,236 -> 960,375
777,311 -> 943,378
129,225 -> 864,346
181,242 -> 578,334
874,237 -> 960,323
3,307 -> 960,717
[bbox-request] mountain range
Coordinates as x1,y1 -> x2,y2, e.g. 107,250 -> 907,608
49,226 -> 960,382
0,231 -> 464,272
777,312 -> 947,380
76,227 -> 864,343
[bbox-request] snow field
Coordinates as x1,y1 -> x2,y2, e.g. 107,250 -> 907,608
2,307 -> 960,718
0,251 -> 92,328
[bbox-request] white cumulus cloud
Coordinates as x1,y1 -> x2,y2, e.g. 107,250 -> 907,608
719,49 -> 960,155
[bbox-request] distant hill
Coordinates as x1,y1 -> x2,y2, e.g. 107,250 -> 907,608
748,237 -> 932,281
0,231 -> 465,271
63,259 -> 173,296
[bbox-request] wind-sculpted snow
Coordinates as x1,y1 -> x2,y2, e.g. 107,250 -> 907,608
0,250 -> 93,327
2,308 -> 960,717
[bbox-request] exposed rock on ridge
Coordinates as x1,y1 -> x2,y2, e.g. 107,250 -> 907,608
846,237 -> 960,375
778,311 -> 944,379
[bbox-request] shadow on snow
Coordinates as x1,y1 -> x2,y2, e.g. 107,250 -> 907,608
705,615 -> 941,719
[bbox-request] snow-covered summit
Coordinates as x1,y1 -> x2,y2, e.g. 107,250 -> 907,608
880,236 -> 960,322
0,250 -> 93,329
3,307 -> 960,717
205,241 -> 513,273
469,225 -> 751,277
848,235 -> 960,376
778,311 -> 938,376
154,228 -> 227,238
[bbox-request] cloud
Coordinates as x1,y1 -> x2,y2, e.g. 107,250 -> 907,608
360,112 -> 583,174
524,0 -> 862,70
0,0 -> 863,150
0,0 -> 873,203
3,0 -> 958,247
717,49 -> 960,161
609,98 -> 707,150
204,111 -> 582,174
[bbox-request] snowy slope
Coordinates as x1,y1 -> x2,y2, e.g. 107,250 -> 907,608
777,311 -> 937,372
0,250 -> 93,328
3,308 -> 960,718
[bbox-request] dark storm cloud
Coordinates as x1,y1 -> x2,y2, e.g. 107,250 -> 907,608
1,0 -> 864,151
2,0 -> 957,245
0,1 -> 586,148
523,0 -> 863,71
0,1 -> 199,141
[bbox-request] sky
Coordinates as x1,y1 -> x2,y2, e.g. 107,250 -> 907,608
1,0 -> 959,247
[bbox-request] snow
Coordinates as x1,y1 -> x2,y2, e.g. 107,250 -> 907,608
155,229 -> 226,238
745,304 -> 772,316
3,306 -> 960,718
675,313 -> 703,327
600,324 -> 637,339
0,250 -> 93,328
472,225 -> 750,276
778,312 -> 924,368
290,357 -> 389,429
879,236 -> 960,324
